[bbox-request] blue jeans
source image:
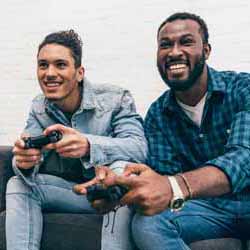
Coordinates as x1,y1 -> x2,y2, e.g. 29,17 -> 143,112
132,199 -> 250,250
6,174 -> 134,250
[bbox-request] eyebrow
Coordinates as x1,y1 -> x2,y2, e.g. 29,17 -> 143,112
37,59 -> 68,63
37,59 -> 47,64
159,33 -> 195,41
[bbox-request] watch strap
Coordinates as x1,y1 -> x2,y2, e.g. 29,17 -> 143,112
168,176 -> 184,199
168,176 -> 185,211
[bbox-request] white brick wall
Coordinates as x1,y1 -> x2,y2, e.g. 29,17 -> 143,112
1,0 -> 250,144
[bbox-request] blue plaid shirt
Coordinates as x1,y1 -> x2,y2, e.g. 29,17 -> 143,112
145,67 -> 250,201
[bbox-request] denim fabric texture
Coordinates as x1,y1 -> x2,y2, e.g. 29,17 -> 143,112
7,79 -> 147,250
145,67 -> 250,203
137,66 -> 250,250
132,199 -> 250,250
12,78 -> 147,183
6,174 -> 135,250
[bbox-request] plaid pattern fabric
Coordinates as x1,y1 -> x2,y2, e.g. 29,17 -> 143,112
145,67 -> 250,201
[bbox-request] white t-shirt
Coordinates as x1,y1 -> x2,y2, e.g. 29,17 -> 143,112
176,93 -> 207,127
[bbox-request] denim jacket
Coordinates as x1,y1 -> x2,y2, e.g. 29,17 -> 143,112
13,79 -> 147,184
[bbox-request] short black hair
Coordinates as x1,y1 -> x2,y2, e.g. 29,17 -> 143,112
157,12 -> 209,44
38,29 -> 83,68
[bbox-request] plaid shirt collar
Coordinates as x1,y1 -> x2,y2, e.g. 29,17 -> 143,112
162,66 -> 227,114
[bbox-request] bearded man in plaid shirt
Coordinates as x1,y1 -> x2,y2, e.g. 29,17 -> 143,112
104,12 -> 250,250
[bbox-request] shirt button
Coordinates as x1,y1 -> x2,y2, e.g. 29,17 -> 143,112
226,129 -> 231,134
199,133 -> 204,138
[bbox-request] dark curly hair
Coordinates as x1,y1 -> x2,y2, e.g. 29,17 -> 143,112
157,12 -> 209,44
38,29 -> 83,68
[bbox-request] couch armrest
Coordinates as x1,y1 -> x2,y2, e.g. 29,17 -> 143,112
0,146 -> 14,211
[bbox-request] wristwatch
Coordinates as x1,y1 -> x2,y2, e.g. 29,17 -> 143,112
168,176 -> 185,212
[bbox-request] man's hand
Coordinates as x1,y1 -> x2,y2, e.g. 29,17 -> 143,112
73,167 -> 119,214
104,163 -> 173,216
44,124 -> 90,158
13,134 -> 42,169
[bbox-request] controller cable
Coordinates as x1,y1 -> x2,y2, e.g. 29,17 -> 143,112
104,205 -> 123,233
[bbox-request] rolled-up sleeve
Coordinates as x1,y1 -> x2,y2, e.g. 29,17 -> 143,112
206,110 -> 250,193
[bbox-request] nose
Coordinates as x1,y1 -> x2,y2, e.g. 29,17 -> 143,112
45,65 -> 57,79
169,43 -> 183,58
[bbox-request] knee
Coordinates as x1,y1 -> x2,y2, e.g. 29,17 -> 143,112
6,176 -> 30,195
132,212 -> 179,247
132,213 -> 160,240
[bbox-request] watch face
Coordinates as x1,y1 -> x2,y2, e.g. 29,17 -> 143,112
171,198 -> 184,211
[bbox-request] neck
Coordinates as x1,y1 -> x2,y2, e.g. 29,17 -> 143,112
55,86 -> 82,113
175,66 -> 208,106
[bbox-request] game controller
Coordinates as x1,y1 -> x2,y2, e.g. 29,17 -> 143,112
23,131 -> 63,149
86,183 -> 128,203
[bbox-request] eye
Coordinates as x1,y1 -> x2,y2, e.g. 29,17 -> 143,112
181,38 -> 194,46
56,62 -> 67,69
38,62 -> 48,69
159,40 -> 172,49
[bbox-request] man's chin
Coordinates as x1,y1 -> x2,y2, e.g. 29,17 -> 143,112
165,79 -> 195,91
45,96 -> 61,102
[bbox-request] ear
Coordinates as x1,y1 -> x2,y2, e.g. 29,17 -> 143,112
77,66 -> 85,82
203,43 -> 211,60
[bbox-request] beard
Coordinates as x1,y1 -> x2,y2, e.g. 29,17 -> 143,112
157,51 -> 206,92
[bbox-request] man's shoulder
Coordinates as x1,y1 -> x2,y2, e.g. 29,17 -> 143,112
87,81 -> 133,109
90,81 -> 129,96
210,67 -> 250,88
83,80 -> 135,111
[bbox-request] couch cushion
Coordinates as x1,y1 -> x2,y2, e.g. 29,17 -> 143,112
190,238 -> 243,250
0,210 -> 249,250
0,211 -> 103,250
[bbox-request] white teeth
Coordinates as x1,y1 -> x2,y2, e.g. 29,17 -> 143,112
46,83 -> 60,87
169,64 -> 186,70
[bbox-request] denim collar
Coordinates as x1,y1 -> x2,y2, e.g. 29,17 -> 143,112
78,78 -> 97,111
44,78 -> 98,125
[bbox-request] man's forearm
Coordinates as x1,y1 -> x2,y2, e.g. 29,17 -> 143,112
178,166 -> 231,199
83,133 -> 147,167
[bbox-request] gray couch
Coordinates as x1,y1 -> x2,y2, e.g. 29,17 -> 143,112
0,145 -> 249,250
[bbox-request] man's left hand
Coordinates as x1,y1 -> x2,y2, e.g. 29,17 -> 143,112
44,124 -> 90,158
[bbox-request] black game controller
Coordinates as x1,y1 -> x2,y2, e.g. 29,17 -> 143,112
23,131 -> 63,149
86,184 -> 128,203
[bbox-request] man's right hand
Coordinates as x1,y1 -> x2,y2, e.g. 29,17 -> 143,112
103,164 -> 173,216
13,135 -> 42,169
73,166 -> 119,214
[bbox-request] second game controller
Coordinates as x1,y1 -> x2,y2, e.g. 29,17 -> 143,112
86,183 -> 128,203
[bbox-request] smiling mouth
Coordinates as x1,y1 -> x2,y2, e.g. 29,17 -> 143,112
165,61 -> 189,74
169,63 -> 187,70
44,82 -> 62,87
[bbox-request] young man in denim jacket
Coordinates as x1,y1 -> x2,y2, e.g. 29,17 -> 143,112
104,13 -> 250,250
6,30 -> 147,250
